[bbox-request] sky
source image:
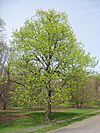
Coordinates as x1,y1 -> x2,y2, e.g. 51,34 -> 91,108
0,0 -> 100,72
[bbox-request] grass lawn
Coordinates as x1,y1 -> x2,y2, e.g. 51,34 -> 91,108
30,110 -> 100,133
0,108 -> 99,133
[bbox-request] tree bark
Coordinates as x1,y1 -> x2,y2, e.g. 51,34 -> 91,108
3,103 -> 7,110
45,89 -> 52,121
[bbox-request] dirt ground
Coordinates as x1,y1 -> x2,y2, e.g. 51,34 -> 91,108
0,114 -> 29,120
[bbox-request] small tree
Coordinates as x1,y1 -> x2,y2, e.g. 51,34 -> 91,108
64,47 -> 97,108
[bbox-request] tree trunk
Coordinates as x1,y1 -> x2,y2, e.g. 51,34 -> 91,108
45,90 -> 52,121
76,102 -> 79,108
3,103 -> 7,110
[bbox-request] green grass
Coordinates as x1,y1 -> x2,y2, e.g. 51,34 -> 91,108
0,111 -> 44,133
0,108 -> 99,133
29,111 -> 100,133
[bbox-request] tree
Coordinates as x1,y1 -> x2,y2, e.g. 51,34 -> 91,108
66,70 -> 94,108
64,47 -> 97,108
11,9 -> 97,120
0,17 -> 11,109
92,73 -> 100,105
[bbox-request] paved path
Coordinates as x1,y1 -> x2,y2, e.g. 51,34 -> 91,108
48,114 -> 100,133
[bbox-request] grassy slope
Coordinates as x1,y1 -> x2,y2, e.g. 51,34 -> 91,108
0,108 -> 99,133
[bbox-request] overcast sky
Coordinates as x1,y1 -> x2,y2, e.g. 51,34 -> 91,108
0,0 -> 100,72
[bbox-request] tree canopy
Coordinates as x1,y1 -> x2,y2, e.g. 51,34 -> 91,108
11,9 -> 97,120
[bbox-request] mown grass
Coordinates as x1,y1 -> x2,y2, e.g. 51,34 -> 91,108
29,111 -> 100,133
0,108 -> 99,133
0,111 -> 44,133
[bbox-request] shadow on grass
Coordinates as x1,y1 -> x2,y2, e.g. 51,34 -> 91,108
0,107 -> 97,133
51,112 -> 82,121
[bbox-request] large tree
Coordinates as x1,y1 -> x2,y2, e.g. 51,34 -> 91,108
11,9 -> 97,120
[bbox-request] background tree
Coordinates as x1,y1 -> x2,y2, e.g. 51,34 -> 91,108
64,47 -> 97,108
11,9 -> 97,120
89,73 -> 100,105
0,17 -> 11,109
